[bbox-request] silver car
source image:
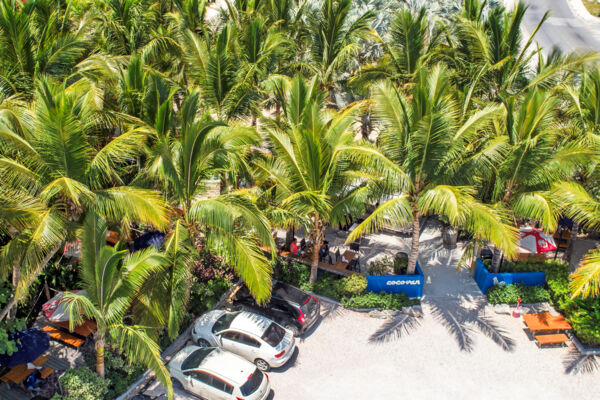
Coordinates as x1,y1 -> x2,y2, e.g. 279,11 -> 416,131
192,310 -> 296,371
168,345 -> 271,400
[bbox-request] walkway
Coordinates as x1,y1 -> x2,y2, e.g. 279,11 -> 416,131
521,0 -> 600,54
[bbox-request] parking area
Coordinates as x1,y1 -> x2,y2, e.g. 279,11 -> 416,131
142,231 -> 600,400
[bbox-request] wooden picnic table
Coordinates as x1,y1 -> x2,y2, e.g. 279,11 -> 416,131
0,356 -> 53,385
523,312 -> 572,332
53,320 -> 97,338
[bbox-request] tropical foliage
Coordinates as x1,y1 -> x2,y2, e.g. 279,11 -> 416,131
1,0 -> 600,396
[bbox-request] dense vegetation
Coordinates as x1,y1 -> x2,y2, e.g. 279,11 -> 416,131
484,260 -> 600,346
0,0 -> 600,397
274,258 -> 418,308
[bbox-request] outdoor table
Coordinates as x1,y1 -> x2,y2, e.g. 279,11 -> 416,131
0,356 -> 52,385
523,312 -> 572,332
334,250 -> 356,270
54,320 -> 97,339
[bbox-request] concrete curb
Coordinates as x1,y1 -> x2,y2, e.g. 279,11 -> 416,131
566,331 -> 600,355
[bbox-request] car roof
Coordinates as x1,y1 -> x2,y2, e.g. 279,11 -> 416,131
172,346 -> 255,386
229,311 -> 272,337
199,348 -> 256,386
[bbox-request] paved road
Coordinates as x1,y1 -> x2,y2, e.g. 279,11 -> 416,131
522,0 -> 600,54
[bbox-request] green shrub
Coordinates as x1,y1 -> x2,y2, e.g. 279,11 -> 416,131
273,260 -> 310,288
367,256 -> 409,275
341,292 -> 418,309
188,276 -> 232,315
334,274 -> 367,298
104,351 -> 145,398
486,284 -> 549,305
565,299 -> 600,346
52,367 -> 109,400
393,257 -> 409,275
367,258 -> 391,276
310,276 -> 340,300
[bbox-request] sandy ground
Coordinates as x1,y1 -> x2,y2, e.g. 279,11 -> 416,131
143,227 -> 600,400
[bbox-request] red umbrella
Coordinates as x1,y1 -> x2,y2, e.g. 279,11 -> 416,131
42,290 -> 85,322
519,227 -> 557,253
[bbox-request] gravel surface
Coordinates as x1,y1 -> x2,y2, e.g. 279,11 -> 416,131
143,229 -> 600,400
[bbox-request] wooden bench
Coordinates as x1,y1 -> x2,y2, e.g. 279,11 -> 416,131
41,326 -> 85,348
535,333 -> 569,347
53,320 -> 97,338
0,356 -> 53,385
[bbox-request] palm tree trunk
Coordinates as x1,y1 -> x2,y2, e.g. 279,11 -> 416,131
492,247 -> 503,272
470,242 -> 479,276
309,234 -> 321,284
327,87 -> 337,109
7,266 -> 20,319
407,208 -> 420,275
360,111 -> 371,140
564,221 -> 579,268
309,217 -> 322,284
95,335 -> 105,378
275,98 -> 281,120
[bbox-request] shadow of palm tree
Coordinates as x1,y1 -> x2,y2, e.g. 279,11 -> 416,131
563,349 -> 600,374
319,301 -> 344,320
368,313 -> 422,344
428,298 -> 516,352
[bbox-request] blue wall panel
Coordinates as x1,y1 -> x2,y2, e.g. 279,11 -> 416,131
473,258 -> 546,294
366,263 -> 424,298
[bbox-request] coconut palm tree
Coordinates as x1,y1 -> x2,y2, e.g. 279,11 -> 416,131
353,7 -> 445,85
182,24 -> 254,120
62,212 -> 172,398
483,88 -> 597,270
0,0 -> 91,96
138,89 -> 275,302
254,74 -> 390,283
303,0 -> 376,106
0,77 -> 168,320
347,66 -> 519,274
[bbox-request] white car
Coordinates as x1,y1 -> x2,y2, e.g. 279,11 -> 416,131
192,310 -> 296,371
168,345 -> 270,400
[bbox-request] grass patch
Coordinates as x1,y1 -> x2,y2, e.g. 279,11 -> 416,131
583,0 -> 600,17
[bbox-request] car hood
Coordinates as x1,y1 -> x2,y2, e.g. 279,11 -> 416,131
194,309 -> 226,333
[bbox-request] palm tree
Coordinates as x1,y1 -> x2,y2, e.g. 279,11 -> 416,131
562,66 -> 600,261
182,24 -> 253,120
138,89 -> 276,302
255,74 -> 388,283
347,66 -> 518,274
0,77 -> 168,320
451,0 -> 548,100
354,7 -> 445,85
62,212 -> 172,398
303,0 -> 376,106
0,0 -> 91,97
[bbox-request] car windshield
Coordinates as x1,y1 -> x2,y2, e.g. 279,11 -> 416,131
261,323 -> 285,346
212,312 -> 240,333
240,368 -> 263,396
181,348 -> 215,370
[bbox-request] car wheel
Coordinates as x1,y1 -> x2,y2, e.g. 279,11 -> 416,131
284,323 -> 300,336
255,358 -> 270,372
171,378 -> 184,391
196,338 -> 211,347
